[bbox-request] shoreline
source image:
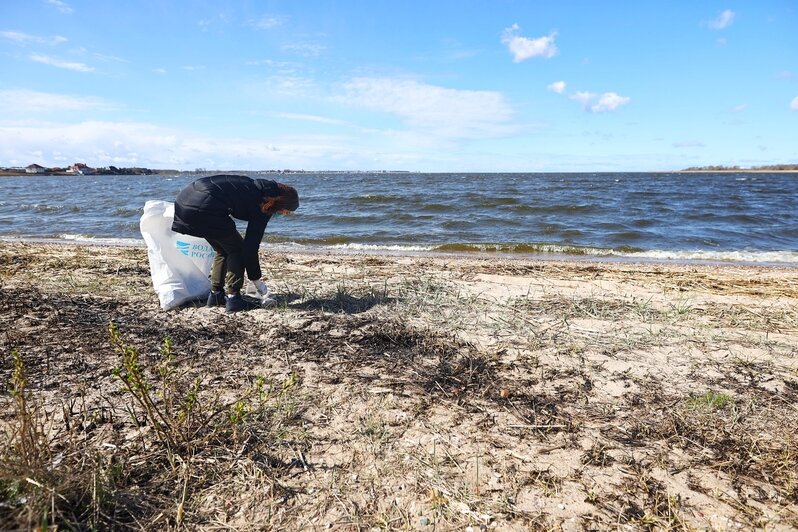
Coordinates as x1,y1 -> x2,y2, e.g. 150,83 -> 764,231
2,241 -> 797,529
3,234 -> 797,270
3,169 -> 798,177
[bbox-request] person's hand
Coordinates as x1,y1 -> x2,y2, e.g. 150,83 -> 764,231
252,279 -> 269,297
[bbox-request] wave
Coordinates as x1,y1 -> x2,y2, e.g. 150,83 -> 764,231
113,207 -> 143,217
347,194 -> 405,204
433,242 -> 798,265
5,233 -> 797,265
263,240 -> 436,253
302,241 -> 798,265
20,203 -> 82,214
446,244 -> 798,264
473,196 -> 524,207
278,235 -> 354,246
57,234 -> 141,246
685,212 -> 765,224
301,214 -> 387,225
0,234 -> 145,246
627,249 -> 798,265
507,203 -> 599,214
631,218 -> 657,228
440,220 -> 478,230
323,243 -> 436,252
420,203 -> 456,212
432,242 -> 637,255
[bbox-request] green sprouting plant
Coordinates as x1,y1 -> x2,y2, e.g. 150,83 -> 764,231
686,390 -> 732,411
157,336 -> 177,416
282,372 -> 299,392
177,377 -> 201,426
8,349 -> 49,468
159,336 -> 174,373
109,321 -> 176,448
253,375 -> 267,401
668,299 -> 694,319
229,400 -> 248,426
109,321 -> 303,453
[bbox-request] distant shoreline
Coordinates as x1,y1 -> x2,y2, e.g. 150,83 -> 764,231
676,169 -> 798,174
2,169 -> 797,177
0,170 -> 158,177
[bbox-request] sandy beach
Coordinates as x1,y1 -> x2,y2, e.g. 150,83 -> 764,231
1,242 -> 796,530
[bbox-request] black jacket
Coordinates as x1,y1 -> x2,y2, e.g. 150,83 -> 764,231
172,174 -> 278,279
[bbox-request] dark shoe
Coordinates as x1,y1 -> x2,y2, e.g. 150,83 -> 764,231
206,291 -> 225,307
225,293 -> 246,313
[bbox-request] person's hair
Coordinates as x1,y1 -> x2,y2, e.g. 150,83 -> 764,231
261,183 -> 299,213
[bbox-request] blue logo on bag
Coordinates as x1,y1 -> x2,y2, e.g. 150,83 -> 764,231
176,240 -> 215,259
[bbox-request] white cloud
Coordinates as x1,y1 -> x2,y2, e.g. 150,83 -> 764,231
501,24 -> 557,62
256,75 -> 317,96
276,113 -> 348,125
547,81 -> 566,94
247,15 -> 285,30
281,42 -> 325,57
30,53 -> 94,72
0,120 -> 356,169
731,104 -> 747,113
708,9 -> 735,30
673,141 -> 706,148
0,30 -> 67,45
340,77 -> 515,139
0,89 -> 116,112
247,59 -> 278,66
46,0 -> 74,14
568,90 -> 630,113
790,96 -> 798,111
590,92 -> 631,113
92,52 -> 128,63
569,91 -> 596,104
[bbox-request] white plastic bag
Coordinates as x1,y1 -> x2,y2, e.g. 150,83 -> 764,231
139,200 -> 216,310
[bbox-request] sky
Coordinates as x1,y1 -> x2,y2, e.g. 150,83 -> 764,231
1,0 -> 796,172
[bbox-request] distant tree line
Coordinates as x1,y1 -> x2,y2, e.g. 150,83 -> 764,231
682,164 -> 798,171
104,166 -> 155,175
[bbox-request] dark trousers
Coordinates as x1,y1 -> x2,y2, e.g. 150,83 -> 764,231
206,233 -> 245,294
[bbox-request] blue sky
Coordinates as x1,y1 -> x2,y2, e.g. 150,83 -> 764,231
1,0 -> 796,172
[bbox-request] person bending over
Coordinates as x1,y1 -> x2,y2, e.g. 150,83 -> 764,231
172,174 -> 299,312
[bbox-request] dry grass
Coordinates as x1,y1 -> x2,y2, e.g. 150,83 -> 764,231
1,242 -> 797,530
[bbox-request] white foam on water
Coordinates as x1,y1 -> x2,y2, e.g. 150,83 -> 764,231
263,241 -> 438,254
57,234 -> 143,246
626,249 -> 798,265
4,234 -> 796,267
325,242 -> 437,252
274,240 -> 798,265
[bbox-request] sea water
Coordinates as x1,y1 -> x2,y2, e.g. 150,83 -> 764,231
1,172 -> 796,265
